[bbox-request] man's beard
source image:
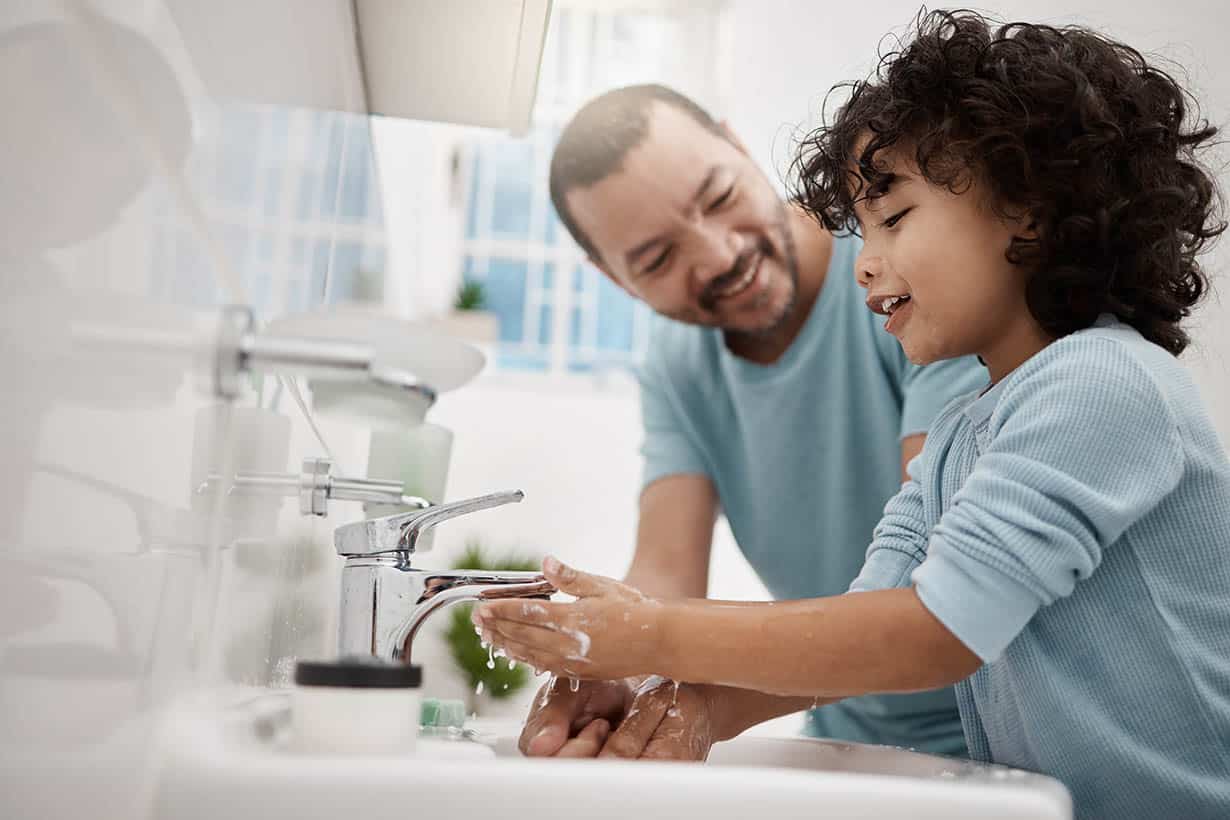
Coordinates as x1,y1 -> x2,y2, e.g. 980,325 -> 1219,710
716,202 -> 800,341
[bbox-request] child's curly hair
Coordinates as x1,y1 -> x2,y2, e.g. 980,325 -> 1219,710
792,9 -> 1224,355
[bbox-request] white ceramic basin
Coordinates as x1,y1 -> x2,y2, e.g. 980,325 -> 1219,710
153,690 -> 1071,820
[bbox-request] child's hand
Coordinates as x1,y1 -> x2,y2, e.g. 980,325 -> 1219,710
472,556 -> 664,681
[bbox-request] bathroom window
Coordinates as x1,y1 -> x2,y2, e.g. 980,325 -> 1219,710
149,106 -> 387,315
457,2 -> 728,375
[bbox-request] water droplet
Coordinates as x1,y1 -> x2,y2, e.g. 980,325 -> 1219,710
475,681 -> 485,695
569,677 -> 580,692
538,676 -> 556,709
487,643 -> 496,670
507,658 -> 516,671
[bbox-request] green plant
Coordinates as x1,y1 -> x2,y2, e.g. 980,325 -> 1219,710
444,540 -> 539,700
454,279 -> 486,311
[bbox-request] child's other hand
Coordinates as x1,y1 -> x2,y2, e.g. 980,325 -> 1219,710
473,556 -> 664,681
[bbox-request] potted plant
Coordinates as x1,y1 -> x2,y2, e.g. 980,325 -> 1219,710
433,278 -> 500,343
443,540 -> 540,715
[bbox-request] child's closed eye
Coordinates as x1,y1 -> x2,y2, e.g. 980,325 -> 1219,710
881,207 -> 913,229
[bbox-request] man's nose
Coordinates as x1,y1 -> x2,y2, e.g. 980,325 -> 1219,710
690,226 -> 743,286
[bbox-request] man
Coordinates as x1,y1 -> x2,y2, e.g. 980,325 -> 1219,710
519,85 -> 985,761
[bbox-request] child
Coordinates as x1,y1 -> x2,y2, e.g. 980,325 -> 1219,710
475,11 -> 1230,818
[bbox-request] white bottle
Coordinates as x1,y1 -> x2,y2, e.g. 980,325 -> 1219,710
290,657 -> 422,755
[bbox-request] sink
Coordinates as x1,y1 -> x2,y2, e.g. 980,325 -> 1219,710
153,690 -> 1072,820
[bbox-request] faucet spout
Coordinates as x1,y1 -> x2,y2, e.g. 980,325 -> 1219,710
331,488 -> 550,663
337,560 -> 553,662
334,490 -> 524,557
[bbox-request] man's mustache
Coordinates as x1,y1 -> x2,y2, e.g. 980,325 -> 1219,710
699,237 -> 774,311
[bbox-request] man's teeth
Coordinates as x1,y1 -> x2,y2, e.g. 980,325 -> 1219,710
882,295 -> 909,313
717,258 -> 759,298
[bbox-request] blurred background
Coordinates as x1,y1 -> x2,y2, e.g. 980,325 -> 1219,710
1,2 -> 1227,818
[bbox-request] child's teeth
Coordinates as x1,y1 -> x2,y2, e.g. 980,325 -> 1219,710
882,298 -> 894,312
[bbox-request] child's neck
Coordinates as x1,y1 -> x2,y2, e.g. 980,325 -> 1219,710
980,315 -> 1056,385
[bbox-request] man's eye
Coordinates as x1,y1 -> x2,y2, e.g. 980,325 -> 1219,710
707,186 -> 735,212
644,247 -> 672,274
882,207 -> 912,229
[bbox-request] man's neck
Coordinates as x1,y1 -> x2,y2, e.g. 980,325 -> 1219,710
725,206 -> 833,365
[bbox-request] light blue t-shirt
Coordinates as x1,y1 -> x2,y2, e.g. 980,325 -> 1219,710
638,233 -> 987,754
851,316 -> 1230,818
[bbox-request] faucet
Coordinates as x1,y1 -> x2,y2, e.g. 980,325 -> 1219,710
332,489 -> 554,663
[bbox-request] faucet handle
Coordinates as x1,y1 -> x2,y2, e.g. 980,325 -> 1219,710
334,489 -> 524,557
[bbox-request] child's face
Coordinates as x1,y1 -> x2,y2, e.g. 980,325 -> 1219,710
851,147 -> 1035,368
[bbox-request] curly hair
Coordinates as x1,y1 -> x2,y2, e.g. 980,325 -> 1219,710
791,9 -> 1224,355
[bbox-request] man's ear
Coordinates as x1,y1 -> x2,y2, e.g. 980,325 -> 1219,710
720,120 -> 751,156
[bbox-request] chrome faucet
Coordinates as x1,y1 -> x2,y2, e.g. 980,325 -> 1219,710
332,490 -> 553,663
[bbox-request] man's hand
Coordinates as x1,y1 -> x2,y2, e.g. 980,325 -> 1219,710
518,675 -> 716,762
617,678 -> 715,761
518,676 -> 630,757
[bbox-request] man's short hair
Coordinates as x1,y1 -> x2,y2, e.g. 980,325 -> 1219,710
549,84 -> 724,261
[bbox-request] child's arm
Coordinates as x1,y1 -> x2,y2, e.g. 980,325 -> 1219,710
474,558 -> 980,698
659,588 -> 980,697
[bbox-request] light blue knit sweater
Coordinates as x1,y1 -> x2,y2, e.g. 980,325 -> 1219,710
851,315 -> 1230,819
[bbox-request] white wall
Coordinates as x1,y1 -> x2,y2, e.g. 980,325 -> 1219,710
723,0 -> 1230,446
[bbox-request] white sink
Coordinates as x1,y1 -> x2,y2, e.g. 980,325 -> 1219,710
153,690 -> 1071,820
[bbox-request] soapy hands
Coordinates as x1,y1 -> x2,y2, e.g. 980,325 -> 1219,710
518,675 -> 717,761
472,556 -> 664,681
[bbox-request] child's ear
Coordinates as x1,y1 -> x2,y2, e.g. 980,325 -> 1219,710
1016,213 -> 1041,241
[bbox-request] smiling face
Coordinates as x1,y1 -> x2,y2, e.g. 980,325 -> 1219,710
565,102 -> 799,338
851,146 -> 1040,373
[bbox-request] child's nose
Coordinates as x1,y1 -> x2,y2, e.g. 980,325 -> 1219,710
855,249 -> 884,289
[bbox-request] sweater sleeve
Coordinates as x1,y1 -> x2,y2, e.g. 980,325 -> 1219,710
912,337 -> 1184,662
849,454 -> 931,592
